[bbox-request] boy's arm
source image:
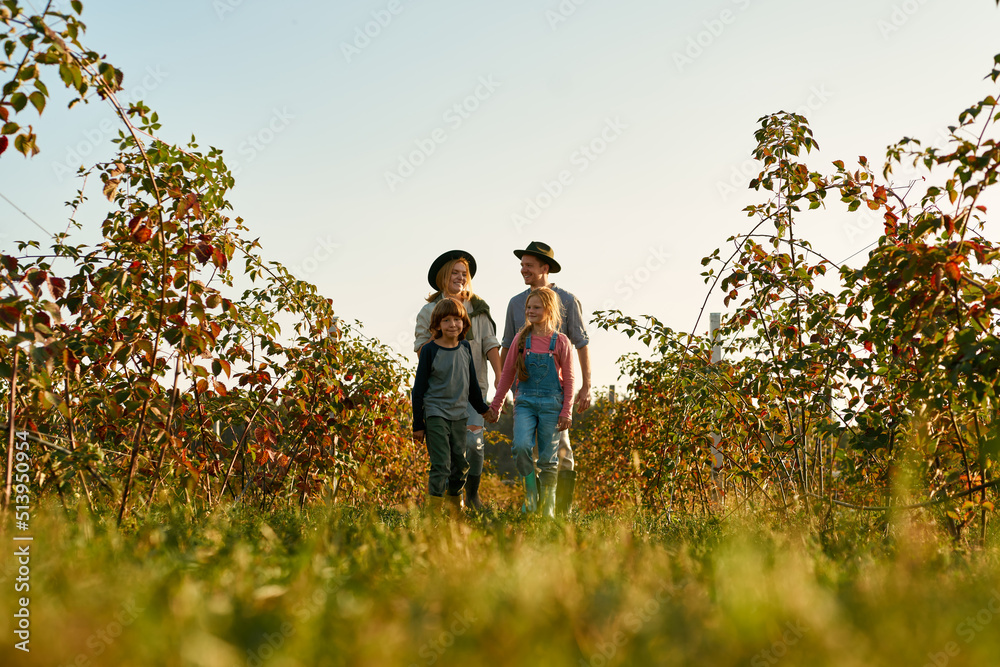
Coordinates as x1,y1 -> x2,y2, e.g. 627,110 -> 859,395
412,345 -> 434,432
466,343 -> 490,414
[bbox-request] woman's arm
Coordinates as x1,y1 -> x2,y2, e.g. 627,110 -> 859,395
413,302 -> 434,355
486,345 -> 501,389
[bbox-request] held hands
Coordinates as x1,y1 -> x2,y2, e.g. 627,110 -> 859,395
557,416 -> 571,431
483,407 -> 500,424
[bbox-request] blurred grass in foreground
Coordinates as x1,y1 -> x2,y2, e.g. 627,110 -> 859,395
2,502 -> 999,667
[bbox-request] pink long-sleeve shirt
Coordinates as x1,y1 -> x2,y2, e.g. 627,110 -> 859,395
491,330 -> 575,420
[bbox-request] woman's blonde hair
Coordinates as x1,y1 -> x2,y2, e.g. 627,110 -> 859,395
426,257 -> 476,303
514,287 -> 562,381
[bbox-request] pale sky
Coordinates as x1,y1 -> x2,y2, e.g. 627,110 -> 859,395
3,0 -> 1000,392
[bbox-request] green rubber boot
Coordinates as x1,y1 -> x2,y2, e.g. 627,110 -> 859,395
445,493 -> 464,517
425,495 -> 445,517
465,474 -> 484,511
555,470 -> 576,517
539,476 -> 557,519
521,472 -> 539,513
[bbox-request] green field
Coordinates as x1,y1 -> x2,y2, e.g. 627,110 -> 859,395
4,502 -> 999,667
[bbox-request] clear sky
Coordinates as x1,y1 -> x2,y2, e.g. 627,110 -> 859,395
3,0 -> 1000,392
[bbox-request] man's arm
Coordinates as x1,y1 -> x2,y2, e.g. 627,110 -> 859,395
575,344 -> 592,411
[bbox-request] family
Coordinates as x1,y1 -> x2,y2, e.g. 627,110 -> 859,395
411,241 -> 591,518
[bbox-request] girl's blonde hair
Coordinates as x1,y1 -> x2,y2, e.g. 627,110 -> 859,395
514,287 -> 563,381
426,257 -> 476,303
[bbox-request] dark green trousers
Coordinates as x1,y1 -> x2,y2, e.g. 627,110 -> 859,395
425,416 -> 469,497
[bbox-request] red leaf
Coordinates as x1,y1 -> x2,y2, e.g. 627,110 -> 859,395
1,255 -> 18,274
194,243 -> 213,264
0,135 -> 8,156
132,225 -> 152,243
863,341 -> 873,353
0,305 -> 20,328
211,246 -> 228,270
26,270 -> 47,288
48,276 -> 66,299
944,261 -> 961,282
127,213 -> 145,233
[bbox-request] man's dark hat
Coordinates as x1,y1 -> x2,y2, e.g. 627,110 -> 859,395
513,241 -> 561,273
428,250 -> 477,290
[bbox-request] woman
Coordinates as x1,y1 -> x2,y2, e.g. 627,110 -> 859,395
415,250 -> 501,510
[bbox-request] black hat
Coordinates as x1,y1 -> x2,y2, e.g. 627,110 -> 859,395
428,250 -> 477,290
513,241 -> 561,273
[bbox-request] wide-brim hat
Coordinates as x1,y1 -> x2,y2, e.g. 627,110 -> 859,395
427,250 -> 477,290
513,241 -> 561,273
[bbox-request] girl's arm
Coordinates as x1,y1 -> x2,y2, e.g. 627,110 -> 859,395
490,332 -> 521,413
557,334 -> 575,421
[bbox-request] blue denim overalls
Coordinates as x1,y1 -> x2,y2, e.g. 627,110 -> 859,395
512,333 -> 563,488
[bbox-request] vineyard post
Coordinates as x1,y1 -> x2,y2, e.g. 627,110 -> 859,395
3,328 -> 19,511
709,312 -> 724,500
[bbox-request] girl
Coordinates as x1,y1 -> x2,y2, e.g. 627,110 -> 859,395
412,298 -> 496,512
414,250 -> 501,510
489,287 -> 574,517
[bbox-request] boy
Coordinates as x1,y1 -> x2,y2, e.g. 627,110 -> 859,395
412,298 -> 495,511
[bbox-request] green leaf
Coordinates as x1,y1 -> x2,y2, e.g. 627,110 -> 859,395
10,92 -> 27,112
28,91 -> 45,114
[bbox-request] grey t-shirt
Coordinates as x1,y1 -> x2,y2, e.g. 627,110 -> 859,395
411,340 -> 490,431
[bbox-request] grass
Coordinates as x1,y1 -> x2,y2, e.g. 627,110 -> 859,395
2,498 -> 999,666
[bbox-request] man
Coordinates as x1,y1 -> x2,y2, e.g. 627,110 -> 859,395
500,241 -> 591,515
